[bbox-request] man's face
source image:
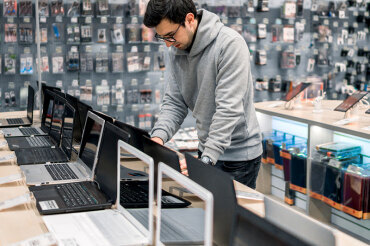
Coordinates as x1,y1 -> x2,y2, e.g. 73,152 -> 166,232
155,14 -> 196,50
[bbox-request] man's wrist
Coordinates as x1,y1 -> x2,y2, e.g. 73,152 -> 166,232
201,155 -> 214,165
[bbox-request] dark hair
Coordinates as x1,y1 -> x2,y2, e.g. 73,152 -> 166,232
143,0 -> 197,27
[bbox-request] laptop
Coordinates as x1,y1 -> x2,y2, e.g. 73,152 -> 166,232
90,110 -> 114,124
155,162 -> 214,245
16,100 -> 76,166
41,140 -> 153,245
185,153 -> 237,246
65,94 -> 86,144
120,138 -> 190,209
6,93 -> 66,150
1,89 -> 55,137
114,120 -> 150,151
0,85 -> 34,128
264,196 -> 336,246
29,117 -> 115,215
20,111 -> 106,185
232,204 -> 311,246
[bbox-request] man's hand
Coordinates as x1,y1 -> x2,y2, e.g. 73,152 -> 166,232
179,157 -> 188,176
151,137 -> 164,145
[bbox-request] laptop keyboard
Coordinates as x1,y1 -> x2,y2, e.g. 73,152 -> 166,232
26,136 -> 51,147
33,148 -> 61,162
56,183 -> 98,207
120,183 -> 148,204
45,163 -> 78,180
7,118 -> 24,124
19,127 -> 40,136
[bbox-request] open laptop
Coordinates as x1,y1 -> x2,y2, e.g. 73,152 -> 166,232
232,204 -> 311,246
1,89 -> 56,137
114,120 -> 150,151
41,140 -> 153,245
185,153 -> 238,246
29,124 -> 120,215
16,99 -> 76,165
155,162 -> 214,245
91,110 -> 114,124
0,85 -> 34,128
20,111 -> 106,185
264,196 -> 336,246
120,137 -> 190,209
65,94 -> 86,144
6,93 -> 66,150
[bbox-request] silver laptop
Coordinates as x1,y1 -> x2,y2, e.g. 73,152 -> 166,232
156,162 -> 214,246
264,196 -> 336,246
42,140 -> 154,246
20,111 -> 105,185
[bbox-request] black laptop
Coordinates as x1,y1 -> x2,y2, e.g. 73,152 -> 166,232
0,85 -> 34,128
114,120 -> 150,151
7,94 -> 66,150
15,99 -> 76,165
29,123 -> 126,215
185,153 -> 237,246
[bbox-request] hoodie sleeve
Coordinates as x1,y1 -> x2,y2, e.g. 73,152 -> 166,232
202,37 -> 252,163
150,64 -> 188,143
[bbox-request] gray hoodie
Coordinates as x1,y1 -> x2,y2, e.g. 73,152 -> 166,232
151,9 -> 262,163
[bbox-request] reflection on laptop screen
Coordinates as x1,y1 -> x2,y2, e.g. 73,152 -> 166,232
114,120 -> 150,151
27,86 -> 34,121
283,82 -> 311,102
61,104 -> 75,159
77,101 -> 92,134
156,162 -> 213,246
44,96 -> 54,129
79,116 -> 103,171
49,98 -> 65,144
119,141 -> 154,233
95,123 -> 130,205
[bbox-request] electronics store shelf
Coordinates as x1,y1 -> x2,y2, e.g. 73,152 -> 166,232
255,100 -> 370,139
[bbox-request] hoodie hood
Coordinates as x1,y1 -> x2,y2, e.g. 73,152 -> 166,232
172,9 -> 224,57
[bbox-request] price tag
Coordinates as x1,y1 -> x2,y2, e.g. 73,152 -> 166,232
86,80 -> 92,86
85,45 -> 92,52
0,153 -> 16,163
131,46 -> 138,53
353,11 -> 359,16
324,43 -> 329,49
116,45 -> 123,52
343,22 -> 348,28
56,80 -> 63,88
116,17 -> 123,24
0,193 -> 31,211
313,33 -> 318,39
24,17 -> 30,23
102,105 -> 108,112
323,19 -> 329,25
56,15 -> 63,22
101,16 -> 107,23
131,17 -> 138,24
365,12 -> 369,17
116,80 -> 123,87
72,80 -> 79,87
71,17 -> 78,23
333,21 -> 338,27
117,105 -> 124,112
288,19 -> 294,25
85,16 -> 92,24
144,45 -> 151,52
8,17 -> 14,23
0,173 -> 22,185
131,79 -> 138,86
313,15 -> 319,21
24,47 -> 31,54
101,80 -> 108,86
222,18 -> 228,25
8,82 -> 15,89
10,233 -> 57,246
314,49 -> 318,55
301,19 -> 306,25
236,18 -> 242,25
353,23 -> 358,28
263,18 -> 269,24
40,16 -> 47,23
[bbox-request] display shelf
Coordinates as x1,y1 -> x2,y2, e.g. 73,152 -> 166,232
255,99 -> 370,242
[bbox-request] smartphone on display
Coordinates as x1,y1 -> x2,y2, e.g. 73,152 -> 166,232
334,91 -> 368,112
282,82 -> 311,101
366,108 -> 370,114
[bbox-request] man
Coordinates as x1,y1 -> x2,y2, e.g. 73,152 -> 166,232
144,0 -> 262,188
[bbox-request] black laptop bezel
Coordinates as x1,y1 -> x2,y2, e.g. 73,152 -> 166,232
114,120 -> 150,151
26,85 -> 35,123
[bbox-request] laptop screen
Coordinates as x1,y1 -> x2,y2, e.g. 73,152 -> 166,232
26,86 -> 34,121
49,97 -> 65,144
114,120 -> 150,151
61,103 -> 75,160
65,94 -> 83,143
79,114 -> 104,171
42,91 -> 55,130
156,162 -> 213,246
118,140 -> 154,242
94,122 -> 130,204
77,101 -> 92,137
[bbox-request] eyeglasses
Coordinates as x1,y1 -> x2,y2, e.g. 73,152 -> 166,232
155,24 -> 182,43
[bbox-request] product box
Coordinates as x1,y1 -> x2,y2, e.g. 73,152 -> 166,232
316,142 -> 362,159
290,150 -> 307,194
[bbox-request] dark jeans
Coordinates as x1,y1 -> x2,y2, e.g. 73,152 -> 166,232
198,151 -> 261,189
